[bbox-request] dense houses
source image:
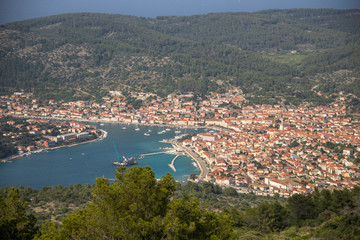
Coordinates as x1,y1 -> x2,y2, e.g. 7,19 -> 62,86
0,112 -> 100,158
1,90 -> 359,196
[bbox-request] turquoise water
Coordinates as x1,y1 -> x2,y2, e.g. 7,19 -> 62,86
0,123 -> 201,189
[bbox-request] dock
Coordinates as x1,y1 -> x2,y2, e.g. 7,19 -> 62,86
140,151 -> 169,157
168,155 -> 179,172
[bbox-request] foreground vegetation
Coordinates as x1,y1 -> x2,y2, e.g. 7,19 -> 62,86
1,166 -> 360,239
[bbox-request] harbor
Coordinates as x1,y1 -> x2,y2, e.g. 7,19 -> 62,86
0,123 -> 202,189
139,142 -> 187,173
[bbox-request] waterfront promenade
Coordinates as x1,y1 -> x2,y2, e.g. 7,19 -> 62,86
170,140 -> 209,180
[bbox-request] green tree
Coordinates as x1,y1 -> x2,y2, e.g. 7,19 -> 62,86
243,202 -> 288,233
36,166 -> 234,239
189,173 -> 197,180
287,193 -> 315,225
223,187 -> 238,197
164,195 -> 233,239
0,187 -> 38,240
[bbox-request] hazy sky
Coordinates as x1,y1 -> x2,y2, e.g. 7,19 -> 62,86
1,0 -> 359,24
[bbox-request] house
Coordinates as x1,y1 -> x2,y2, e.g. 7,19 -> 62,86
43,140 -> 56,148
343,148 -> 353,156
264,177 -> 290,190
198,133 -> 217,142
27,146 -> 36,151
183,139 -> 192,146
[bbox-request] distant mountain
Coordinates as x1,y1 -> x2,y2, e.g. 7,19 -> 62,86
0,9 -> 359,107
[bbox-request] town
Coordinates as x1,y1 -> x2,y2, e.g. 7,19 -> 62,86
1,89 -> 359,197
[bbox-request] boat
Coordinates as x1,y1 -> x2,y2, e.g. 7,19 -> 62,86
135,127 -> 140,131
122,126 -> 127,130
166,128 -> 171,131
113,155 -> 138,166
175,130 -> 181,134
144,132 -> 150,136
100,123 -> 105,126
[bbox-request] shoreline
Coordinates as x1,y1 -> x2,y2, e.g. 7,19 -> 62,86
6,114 -> 207,130
167,140 -> 208,180
1,116 -> 210,180
1,128 -> 108,163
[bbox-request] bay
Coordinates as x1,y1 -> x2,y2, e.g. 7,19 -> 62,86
0,123 -> 202,189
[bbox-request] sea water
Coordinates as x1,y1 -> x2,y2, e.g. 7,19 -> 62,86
0,123 -> 202,189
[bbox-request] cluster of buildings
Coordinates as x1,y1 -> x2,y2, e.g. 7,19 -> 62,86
187,106 -> 359,196
0,115 -> 99,157
1,90 -> 359,196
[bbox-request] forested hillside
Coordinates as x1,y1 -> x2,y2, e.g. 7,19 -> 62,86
0,9 -> 359,107
150,9 -> 360,52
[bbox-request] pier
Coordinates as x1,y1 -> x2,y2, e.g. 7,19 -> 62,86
168,155 -> 179,172
140,151 -> 169,157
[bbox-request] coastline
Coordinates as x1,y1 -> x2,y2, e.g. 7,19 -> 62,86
5,114 -> 206,130
2,115 -> 210,180
1,128 -> 108,163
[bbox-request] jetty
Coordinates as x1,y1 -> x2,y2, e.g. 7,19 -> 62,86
141,151 -> 168,157
168,155 -> 179,172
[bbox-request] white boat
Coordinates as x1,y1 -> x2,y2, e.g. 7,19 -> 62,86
144,133 -> 150,136
175,130 -> 181,134
122,126 -> 127,130
166,128 -> 171,131
135,127 -> 140,131
100,123 -> 105,126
